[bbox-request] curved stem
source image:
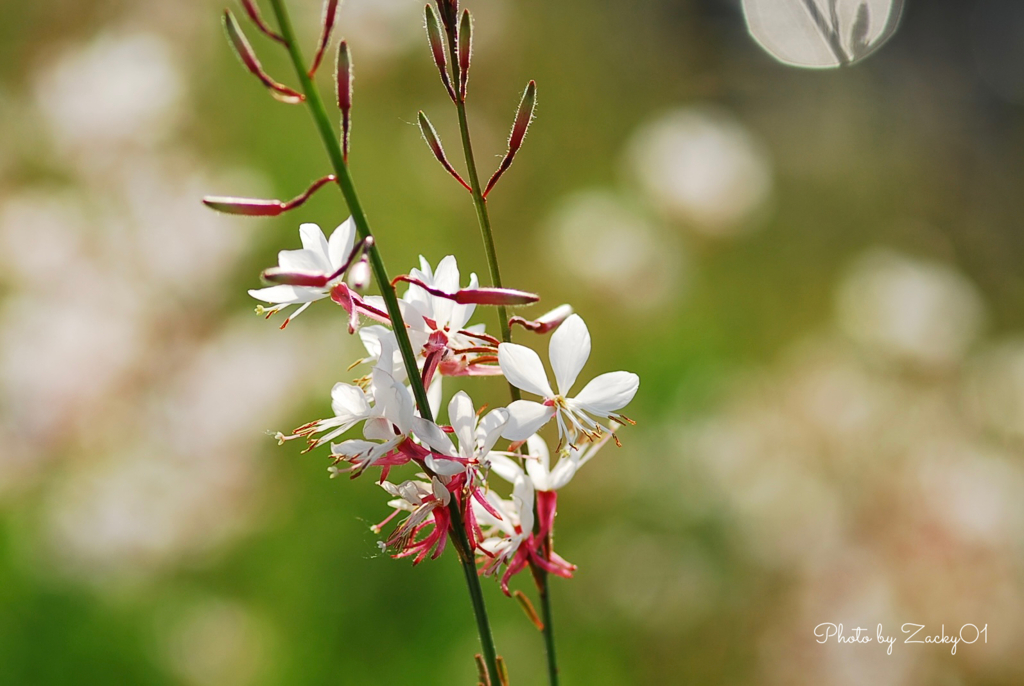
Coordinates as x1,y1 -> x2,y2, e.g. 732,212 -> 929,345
266,2 -> 501,683
443,22 -> 561,686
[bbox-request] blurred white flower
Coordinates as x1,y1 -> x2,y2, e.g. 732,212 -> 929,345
626,106 -> 772,236
963,339 -> 1024,440
33,31 -> 183,152
546,190 -> 684,309
742,0 -> 904,69
836,250 -> 985,368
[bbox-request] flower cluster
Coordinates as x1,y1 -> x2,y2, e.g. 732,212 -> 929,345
263,222 -> 639,593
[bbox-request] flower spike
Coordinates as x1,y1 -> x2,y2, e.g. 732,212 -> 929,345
424,5 -> 457,103
308,0 -> 340,77
392,274 -> 539,305
222,9 -> 304,104
239,0 -> 287,45
509,303 -> 573,334
336,40 -> 353,162
202,174 -> 336,216
484,80 -> 536,197
458,9 -> 472,101
418,111 -> 472,191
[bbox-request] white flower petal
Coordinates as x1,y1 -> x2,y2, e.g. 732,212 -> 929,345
412,417 -> 456,455
512,475 -> 535,534
425,454 -> 467,476
327,218 -> 356,271
476,408 -> 509,455
502,400 -> 555,441
278,248 -> 329,275
524,434 -> 552,490
299,223 -> 330,261
248,285 -> 324,304
548,453 -> 580,490
549,314 -> 591,395
498,344 -> 554,398
372,368 -> 414,434
331,382 -> 371,418
448,391 -> 476,459
572,371 -> 639,416
487,453 -> 524,483
449,271 -> 479,330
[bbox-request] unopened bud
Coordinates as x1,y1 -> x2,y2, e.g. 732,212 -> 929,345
458,10 -> 472,101
308,0 -> 340,77
261,268 -> 329,288
418,111 -> 471,191
203,175 -> 336,217
202,196 -> 285,216
348,256 -> 371,291
437,0 -> 459,33
484,80 -> 537,197
424,5 -> 457,103
336,40 -> 353,160
240,0 -> 287,45
222,9 -> 304,104
509,303 -> 573,334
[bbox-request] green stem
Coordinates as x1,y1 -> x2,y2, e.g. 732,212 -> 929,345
443,20 -> 561,686
266,2 -> 501,683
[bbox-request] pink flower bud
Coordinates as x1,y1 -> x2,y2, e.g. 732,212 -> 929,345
261,268 -> 330,288
348,256 -> 371,291
509,303 -> 573,334
308,0 -> 340,77
202,175 -> 336,217
222,10 -> 304,104
452,287 -> 539,306
239,0 -> 286,45
336,41 -> 353,161
436,0 -> 459,33
484,80 -> 536,197
418,111 -> 471,192
458,10 -> 472,101
201,196 -> 285,216
424,5 -> 457,103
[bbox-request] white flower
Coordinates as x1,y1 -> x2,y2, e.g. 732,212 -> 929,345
489,429 -> 615,492
498,314 -> 639,445
404,255 -> 480,333
281,381 -> 373,451
474,474 -> 535,566
411,391 -> 509,476
249,219 -> 356,325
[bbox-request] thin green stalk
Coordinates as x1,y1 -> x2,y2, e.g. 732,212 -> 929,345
265,2 -> 501,682
443,20 -> 561,686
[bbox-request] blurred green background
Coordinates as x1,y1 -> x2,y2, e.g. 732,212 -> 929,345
2,0 -> 1024,684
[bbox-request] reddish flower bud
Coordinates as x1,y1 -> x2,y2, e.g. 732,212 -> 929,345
451,287 -> 539,306
424,5 -> 457,103
222,9 -> 304,104
202,196 -> 285,216
509,303 -> 573,334
261,268 -> 330,288
336,40 -> 353,161
418,111 -> 471,191
484,80 -> 537,197
392,275 -> 539,305
202,175 -> 336,217
308,0 -> 340,77
239,0 -> 286,45
458,9 -> 472,101
436,0 -> 459,33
